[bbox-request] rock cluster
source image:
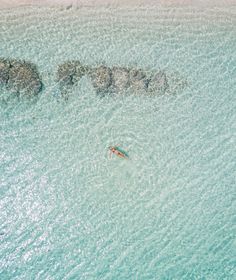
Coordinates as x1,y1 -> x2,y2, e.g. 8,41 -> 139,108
90,65 -> 168,96
0,58 -> 42,96
0,58 -> 185,101
56,61 -> 170,97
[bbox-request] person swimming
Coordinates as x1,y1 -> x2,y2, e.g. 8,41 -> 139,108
109,146 -> 129,159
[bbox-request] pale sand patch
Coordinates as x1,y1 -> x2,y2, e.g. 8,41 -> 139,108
1,0 -> 236,8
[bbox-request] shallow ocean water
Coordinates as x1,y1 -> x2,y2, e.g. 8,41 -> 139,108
0,5 -> 236,279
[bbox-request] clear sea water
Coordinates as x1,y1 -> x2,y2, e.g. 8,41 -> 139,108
0,4 -> 236,279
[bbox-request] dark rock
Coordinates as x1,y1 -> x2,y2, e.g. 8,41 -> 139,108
57,61 -> 88,88
89,65 -> 112,95
7,59 -> 42,95
0,58 -> 10,85
147,71 -> 169,94
57,62 -> 76,87
55,61 -> 182,98
111,67 -> 130,92
129,69 -> 149,92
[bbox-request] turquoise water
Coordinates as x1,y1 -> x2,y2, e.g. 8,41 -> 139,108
0,5 -> 236,279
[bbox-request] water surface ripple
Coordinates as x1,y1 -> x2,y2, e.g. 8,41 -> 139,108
0,4 -> 236,280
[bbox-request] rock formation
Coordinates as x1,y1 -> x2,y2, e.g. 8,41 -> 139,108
55,61 -> 186,97
0,59 -> 10,85
147,71 -> 169,94
129,68 -> 149,92
0,58 -> 42,96
56,61 -> 88,87
89,65 -> 112,96
111,66 -> 130,92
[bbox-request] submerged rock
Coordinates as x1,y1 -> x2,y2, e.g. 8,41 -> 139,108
57,61 -> 88,88
8,59 -> 42,95
0,58 -> 10,85
129,69 -> 149,92
56,61 -> 89,99
111,67 -> 130,92
147,71 -> 169,94
110,67 -> 169,95
57,62 -> 76,87
0,58 -> 42,96
89,65 -> 112,95
55,61 -> 184,98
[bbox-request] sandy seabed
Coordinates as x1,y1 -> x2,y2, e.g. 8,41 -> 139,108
1,0 -> 236,9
